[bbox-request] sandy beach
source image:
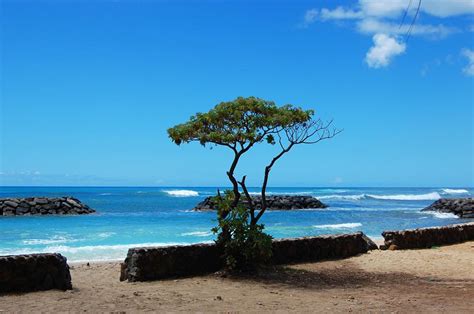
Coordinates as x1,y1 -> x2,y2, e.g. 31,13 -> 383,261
1,241 -> 473,313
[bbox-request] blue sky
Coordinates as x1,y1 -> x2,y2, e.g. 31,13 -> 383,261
1,0 -> 473,187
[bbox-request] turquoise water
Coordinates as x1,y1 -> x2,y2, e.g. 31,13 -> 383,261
0,186 -> 472,262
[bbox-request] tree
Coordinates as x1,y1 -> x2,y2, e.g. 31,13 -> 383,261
168,96 -> 341,269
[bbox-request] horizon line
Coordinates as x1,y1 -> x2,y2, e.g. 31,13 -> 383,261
1,185 -> 473,189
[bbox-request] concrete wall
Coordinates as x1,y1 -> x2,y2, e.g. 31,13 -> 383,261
120,232 -> 376,282
272,232 -> 376,265
381,222 -> 474,250
0,253 -> 72,293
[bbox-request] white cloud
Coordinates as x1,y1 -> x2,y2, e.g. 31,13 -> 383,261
359,0 -> 409,18
421,0 -> 474,18
320,6 -> 364,20
365,34 -> 406,68
357,18 -> 457,38
315,0 -> 474,20
461,48 -> 474,76
360,0 -> 474,18
302,0 -> 473,71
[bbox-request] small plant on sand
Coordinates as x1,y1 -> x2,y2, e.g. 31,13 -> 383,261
168,97 -> 340,271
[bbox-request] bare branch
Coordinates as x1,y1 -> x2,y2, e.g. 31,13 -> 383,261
253,119 -> 342,225
238,175 -> 256,222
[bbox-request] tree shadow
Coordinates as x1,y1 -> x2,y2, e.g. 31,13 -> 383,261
223,261 -> 473,291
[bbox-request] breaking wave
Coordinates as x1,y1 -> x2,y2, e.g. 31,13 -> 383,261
366,192 -> 441,201
163,190 -> 199,197
423,212 -> 459,219
313,222 -> 362,229
318,192 -> 441,201
318,194 -> 366,200
441,189 -> 469,194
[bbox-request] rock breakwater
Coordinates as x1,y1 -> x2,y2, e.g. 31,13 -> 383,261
422,198 -> 474,218
193,195 -> 327,211
0,197 -> 95,216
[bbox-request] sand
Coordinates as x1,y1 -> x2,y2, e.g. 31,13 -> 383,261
1,241 -> 473,313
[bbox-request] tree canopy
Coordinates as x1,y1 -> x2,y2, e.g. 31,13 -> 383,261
167,97 -> 313,149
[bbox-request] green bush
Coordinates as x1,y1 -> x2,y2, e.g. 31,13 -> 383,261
212,191 -> 273,271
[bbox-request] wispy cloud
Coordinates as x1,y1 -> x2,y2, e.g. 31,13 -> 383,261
320,7 -> 364,21
461,48 -> 474,76
357,18 -> 457,39
301,9 -> 318,28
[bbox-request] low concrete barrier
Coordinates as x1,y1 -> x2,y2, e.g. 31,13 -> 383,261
0,253 -> 72,293
272,232 -> 376,265
381,222 -> 474,250
120,243 -> 221,282
120,232 -> 376,282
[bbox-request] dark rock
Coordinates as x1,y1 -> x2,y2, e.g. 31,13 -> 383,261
0,253 -> 72,293
4,201 -> 18,208
361,233 -> 378,250
422,198 -> 474,218
0,197 -> 95,216
34,198 -> 48,205
193,195 -> 327,211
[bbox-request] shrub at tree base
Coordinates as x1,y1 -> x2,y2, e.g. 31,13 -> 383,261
212,191 -> 273,271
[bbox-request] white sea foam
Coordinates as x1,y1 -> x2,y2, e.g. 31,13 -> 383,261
163,190 -> 199,197
441,189 -> 469,194
97,232 -> 116,238
248,191 -> 314,196
22,236 -> 78,245
99,193 -> 112,196
325,206 -> 418,212
366,192 -> 441,201
0,241 -> 213,262
180,231 -> 213,237
318,194 -> 366,200
313,222 -> 362,229
317,189 -> 349,193
424,212 -> 459,219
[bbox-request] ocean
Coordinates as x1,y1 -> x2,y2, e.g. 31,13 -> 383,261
0,186 -> 472,262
